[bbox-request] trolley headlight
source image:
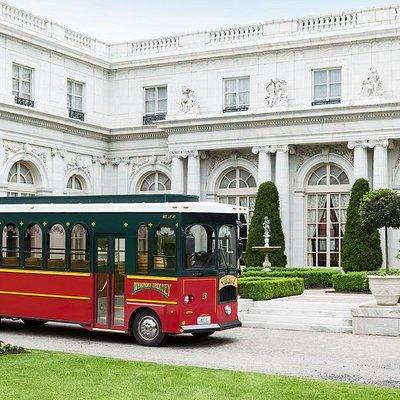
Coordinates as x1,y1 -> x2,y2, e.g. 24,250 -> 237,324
183,295 -> 194,304
224,305 -> 232,315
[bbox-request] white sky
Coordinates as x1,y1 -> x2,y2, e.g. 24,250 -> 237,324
6,0 -> 398,42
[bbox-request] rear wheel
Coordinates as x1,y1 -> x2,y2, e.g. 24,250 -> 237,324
21,319 -> 47,327
132,310 -> 167,347
191,331 -> 215,338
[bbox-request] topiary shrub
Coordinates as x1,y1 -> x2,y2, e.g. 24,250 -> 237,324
333,272 -> 369,292
360,189 -> 400,272
245,182 -> 287,268
238,277 -> 304,300
341,179 -> 382,272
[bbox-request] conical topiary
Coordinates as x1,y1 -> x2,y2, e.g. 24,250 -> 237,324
341,178 -> 382,272
245,181 -> 287,268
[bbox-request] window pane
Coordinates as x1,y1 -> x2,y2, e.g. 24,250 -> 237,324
225,79 -> 236,93
329,69 -> 341,83
238,91 -> 249,106
145,100 -> 155,113
75,83 -> 83,96
157,86 -> 167,99
12,78 -> 19,91
225,93 -> 236,106
12,65 -> 19,78
21,68 -> 32,81
1,224 -> 19,267
314,85 -> 327,99
75,97 -> 83,111
157,99 -> 167,113
238,78 -> 249,91
153,225 -> 176,270
314,70 -> 327,84
21,81 -> 31,94
145,88 -> 156,100
329,83 -> 341,98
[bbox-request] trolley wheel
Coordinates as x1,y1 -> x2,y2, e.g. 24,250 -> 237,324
132,310 -> 167,347
191,331 -> 215,338
21,319 -> 47,327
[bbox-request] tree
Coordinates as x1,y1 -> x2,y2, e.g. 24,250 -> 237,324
341,179 -> 382,272
245,181 -> 287,268
359,188 -> 400,273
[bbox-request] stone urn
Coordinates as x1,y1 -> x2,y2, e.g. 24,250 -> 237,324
367,275 -> 400,306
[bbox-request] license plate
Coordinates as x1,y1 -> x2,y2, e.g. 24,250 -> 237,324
197,316 -> 211,325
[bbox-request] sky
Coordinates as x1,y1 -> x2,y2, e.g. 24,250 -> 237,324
7,0 -> 398,42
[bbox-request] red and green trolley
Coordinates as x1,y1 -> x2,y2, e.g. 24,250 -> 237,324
0,194 -> 244,346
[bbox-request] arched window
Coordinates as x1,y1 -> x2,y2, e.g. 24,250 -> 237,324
1,224 -> 19,267
7,161 -> 36,197
306,163 -> 350,267
47,224 -> 66,270
66,175 -> 84,194
137,224 -> 149,273
217,167 -> 257,252
139,171 -> 171,192
24,224 -> 42,269
153,225 -> 176,271
70,224 -> 90,272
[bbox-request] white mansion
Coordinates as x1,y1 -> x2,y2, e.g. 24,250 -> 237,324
0,2 -> 400,267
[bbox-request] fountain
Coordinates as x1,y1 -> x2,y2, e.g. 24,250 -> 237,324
252,216 -> 282,271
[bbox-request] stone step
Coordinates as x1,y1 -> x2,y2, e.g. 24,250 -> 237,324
268,294 -> 372,304
242,313 -> 352,326
253,300 -> 359,310
242,320 -> 353,333
248,307 -> 351,318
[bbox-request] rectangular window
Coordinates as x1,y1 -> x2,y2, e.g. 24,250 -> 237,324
12,64 -> 34,107
312,68 -> 341,105
67,80 -> 85,121
143,86 -> 167,125
223,77 -> 250,112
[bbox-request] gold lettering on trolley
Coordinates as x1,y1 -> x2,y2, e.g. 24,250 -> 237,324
219,275 -> 238,290
132,282 -> 172,298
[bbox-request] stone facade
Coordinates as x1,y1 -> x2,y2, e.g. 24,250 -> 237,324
1,3 -> 400,266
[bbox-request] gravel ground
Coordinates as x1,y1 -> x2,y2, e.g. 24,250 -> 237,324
1,320 -> 400,388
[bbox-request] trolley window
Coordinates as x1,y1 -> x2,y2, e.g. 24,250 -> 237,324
153,225 -> 176,271
137,224 -> 149,273
1,223 -> 19,267
24,224 -> 43,269
185,224 -> 215,269
218,225 -> 237,270
47,224 -> 66,271
70,224 -> 90,272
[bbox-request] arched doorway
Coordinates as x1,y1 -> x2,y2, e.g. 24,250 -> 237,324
306,163 -> 350,267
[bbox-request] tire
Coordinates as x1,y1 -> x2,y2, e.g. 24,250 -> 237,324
132,310 -> 167,347
191,331 -> 215,338
21,319 -> 47,327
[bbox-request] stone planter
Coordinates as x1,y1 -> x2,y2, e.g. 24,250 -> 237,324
367,275 -> 400,306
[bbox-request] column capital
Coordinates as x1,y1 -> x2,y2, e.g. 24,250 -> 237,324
51,147 -> 66,158
91,155 -> 108,165
170,150 -> 187,159
347,140 -> 369,150
186,150 -> 207,159
367,139 -> 394,149
273,144 -> 295,154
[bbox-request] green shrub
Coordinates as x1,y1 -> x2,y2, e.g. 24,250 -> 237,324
242,268 -> 341,288
332,272 -> 369,292
245,182 -> 287,268
341,179 -> 382,273
238,277 -> 304,300
0,341 -> 25,356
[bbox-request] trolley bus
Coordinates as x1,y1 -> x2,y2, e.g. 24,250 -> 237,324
0,194 -> 244,346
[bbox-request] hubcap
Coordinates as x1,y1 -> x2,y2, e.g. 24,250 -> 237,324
138,316 -> 159,341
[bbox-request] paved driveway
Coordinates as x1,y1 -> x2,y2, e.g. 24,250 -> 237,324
1,320 -> 399,388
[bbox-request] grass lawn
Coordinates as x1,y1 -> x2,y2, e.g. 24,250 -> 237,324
0,351 -> 399,400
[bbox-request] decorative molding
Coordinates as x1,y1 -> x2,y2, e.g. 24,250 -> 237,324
66,155 -> 90,175
3,140 -> 47,164
367,138 -> 394,149
207,150 -> 257,177
51,148 -> 66,158
91,155 -> 108,165
178,86 -> 199,114
361,67 -> 384,98
265,78 -> 288,108
130,154 -> 172,176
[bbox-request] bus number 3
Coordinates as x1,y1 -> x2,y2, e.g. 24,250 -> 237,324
202,292 -> 208,300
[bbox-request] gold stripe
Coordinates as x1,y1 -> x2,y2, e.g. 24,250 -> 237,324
0,290 -> 91,301
126,275 -> 178,281
0,268 -> 91,277
126,298 -> 177,305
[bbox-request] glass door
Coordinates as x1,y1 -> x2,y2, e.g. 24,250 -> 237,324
94,235 -> 126,329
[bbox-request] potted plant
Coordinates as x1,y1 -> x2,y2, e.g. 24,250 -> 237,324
359,189 -> 400,306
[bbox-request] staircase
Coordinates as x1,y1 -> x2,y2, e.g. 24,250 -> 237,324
240,289 -> 372,333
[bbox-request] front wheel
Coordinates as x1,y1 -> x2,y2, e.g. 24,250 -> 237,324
191,331 -> 215,338
21,319 -> 47,327
132,310 -> 167,347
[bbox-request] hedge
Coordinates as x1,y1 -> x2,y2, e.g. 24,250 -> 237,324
333,269 -> 400,292
238,277 -> 304,301
242,268 -> 342,288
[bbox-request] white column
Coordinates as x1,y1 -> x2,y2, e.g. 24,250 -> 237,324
51,148 -> 66,195
348,141 -> 368,181
274,145 -> 291,261
171,152 -> 185,194
92,156 -> 105,195
115,157 -> 130,195
371,139 -> 391,189
252,146 -> 272,184
187,150 -> 202,197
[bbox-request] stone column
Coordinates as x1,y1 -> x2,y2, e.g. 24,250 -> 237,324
171,151 -> 186,194
274,144 -> 293,261
51,148 -> 66,195
92,155 -> 106,195
370,139 -> 391,189
252,146 -> 272,185
115,157 -> 130,195
347,140 -> 368,181
187,150 -> 204,197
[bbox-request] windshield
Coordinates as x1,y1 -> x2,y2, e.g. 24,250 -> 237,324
218,225 -> 237,270
185,225 -> 215,269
